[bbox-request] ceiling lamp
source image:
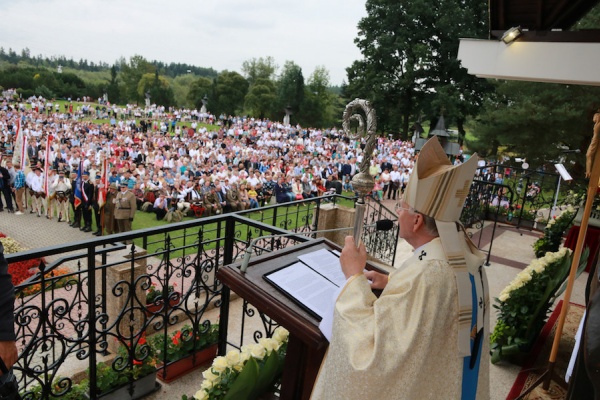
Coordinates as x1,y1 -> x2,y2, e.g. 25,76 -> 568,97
501,26 -> 523,44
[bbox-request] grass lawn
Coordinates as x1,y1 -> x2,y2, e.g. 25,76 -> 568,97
60,193 -> 357,260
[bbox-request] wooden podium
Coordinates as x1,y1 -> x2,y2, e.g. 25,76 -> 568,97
218,238 -> 388,400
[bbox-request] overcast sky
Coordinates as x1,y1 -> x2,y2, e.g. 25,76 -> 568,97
0,0 -> 367,86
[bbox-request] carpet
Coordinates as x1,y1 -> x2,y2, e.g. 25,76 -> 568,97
506,300 -> 586,400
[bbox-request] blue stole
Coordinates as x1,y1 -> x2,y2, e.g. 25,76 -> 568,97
461,273 -> 483,400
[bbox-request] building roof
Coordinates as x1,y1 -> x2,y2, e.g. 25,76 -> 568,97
490,0 -> 600,38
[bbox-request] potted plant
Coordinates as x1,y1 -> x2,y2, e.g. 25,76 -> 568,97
146,282 -> 181,315
193,326 -> 289,400
149,324 -> 219,383
87,336 -> 159,399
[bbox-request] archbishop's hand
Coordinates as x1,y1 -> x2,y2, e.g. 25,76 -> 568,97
340,236 -> 367,279
364,270 -> 389,290
0,341 -> 18,375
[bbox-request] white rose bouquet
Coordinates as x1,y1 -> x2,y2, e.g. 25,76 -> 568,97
532,205 -> 576,258
490,247 -> 588,364
193,327 -> 289,400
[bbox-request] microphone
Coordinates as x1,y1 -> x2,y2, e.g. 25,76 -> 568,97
240,219 -> 394,273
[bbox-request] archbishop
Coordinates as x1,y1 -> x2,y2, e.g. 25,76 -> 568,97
312,138 -> 490,400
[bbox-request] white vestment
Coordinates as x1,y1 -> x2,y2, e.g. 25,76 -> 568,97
311,238 -> 490,400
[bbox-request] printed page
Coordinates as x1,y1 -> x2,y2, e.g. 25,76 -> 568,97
266,262 -> 338,320
297,248 -> 346,287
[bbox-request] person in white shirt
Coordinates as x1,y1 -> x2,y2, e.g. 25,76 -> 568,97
30,167 -> 45,217
400,168 -> 411,194
389,165 -> 402,200
52,169 -> 72,223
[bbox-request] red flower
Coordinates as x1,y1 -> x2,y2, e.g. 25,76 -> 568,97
172,331 -> 182,346
133,359 -> 142,365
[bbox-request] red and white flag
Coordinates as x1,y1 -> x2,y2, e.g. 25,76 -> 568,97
12,119 -> 28,169
97,154 -> 108,208
43,135 -> 53,197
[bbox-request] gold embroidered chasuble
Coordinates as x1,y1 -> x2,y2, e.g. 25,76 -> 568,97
311,238 -> 490,400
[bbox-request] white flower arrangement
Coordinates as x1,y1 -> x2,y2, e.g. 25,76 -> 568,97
194,327 -> 289,400
497,247 -> 570,302
489,246 -> 587,364
0,237 -> 26,254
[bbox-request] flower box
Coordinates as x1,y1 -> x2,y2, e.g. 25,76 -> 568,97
157,344 -> 218,383
145,292 -> 181,316
518,220 -> 535,230
86,371 -> 159,400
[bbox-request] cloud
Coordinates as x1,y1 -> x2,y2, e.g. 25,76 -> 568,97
0,0 -> 366,85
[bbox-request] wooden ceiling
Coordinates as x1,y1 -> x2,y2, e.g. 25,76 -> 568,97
490,0 -> 600,32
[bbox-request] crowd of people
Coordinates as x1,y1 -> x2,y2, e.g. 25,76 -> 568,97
0,93 -> 442,235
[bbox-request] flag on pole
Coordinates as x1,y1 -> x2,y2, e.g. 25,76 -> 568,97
98,154 -> 108,208
74,159 -> 83,209
12,119 -> 28,168
81,159 -> 88,203
43,135 -> 53,197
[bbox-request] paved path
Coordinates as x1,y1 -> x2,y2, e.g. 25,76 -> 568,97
0,210 -> 101,273
0,211 -> 96,251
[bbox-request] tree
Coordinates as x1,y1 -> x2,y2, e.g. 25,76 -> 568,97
469,80 -> 600,170
137,71 -> 175,107
274,61 -> 304,121
171,73 -> 199,107
241,56 -> 277,86
213,71 -> 248,116
119,55 -> 155,103
244,78 -> 276,119
345,0 -> 491,138
300,66 -> 337,127
188,77 -> 214,109
106,64 -> 121,104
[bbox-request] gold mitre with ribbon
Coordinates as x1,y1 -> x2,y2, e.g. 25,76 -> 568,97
404,137 -> 478,221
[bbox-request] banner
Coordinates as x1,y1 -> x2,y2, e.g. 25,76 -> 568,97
97,154 -> 108,208
74,159 -> 83,209
43,135 -> 53,197
12,119 -> 28,169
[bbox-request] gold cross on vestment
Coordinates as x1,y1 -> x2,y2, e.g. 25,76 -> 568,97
455,180 -> 470,205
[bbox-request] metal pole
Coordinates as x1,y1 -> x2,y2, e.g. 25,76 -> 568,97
551,175 -> 562,219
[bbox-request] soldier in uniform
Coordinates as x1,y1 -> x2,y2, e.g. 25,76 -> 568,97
114,181 -> 137,233
203,186 -> 222,217
225,182 -> 241,212
100,183 -> 118,235
52,169 -> 72,223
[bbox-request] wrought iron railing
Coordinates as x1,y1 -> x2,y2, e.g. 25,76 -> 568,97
5,195 -> 397,399
459,164 -> 587,266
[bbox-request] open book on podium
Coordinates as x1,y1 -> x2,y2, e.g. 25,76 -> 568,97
263,247 -> 345,320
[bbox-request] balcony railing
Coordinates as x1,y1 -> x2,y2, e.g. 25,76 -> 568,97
6,195 -> 398,399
